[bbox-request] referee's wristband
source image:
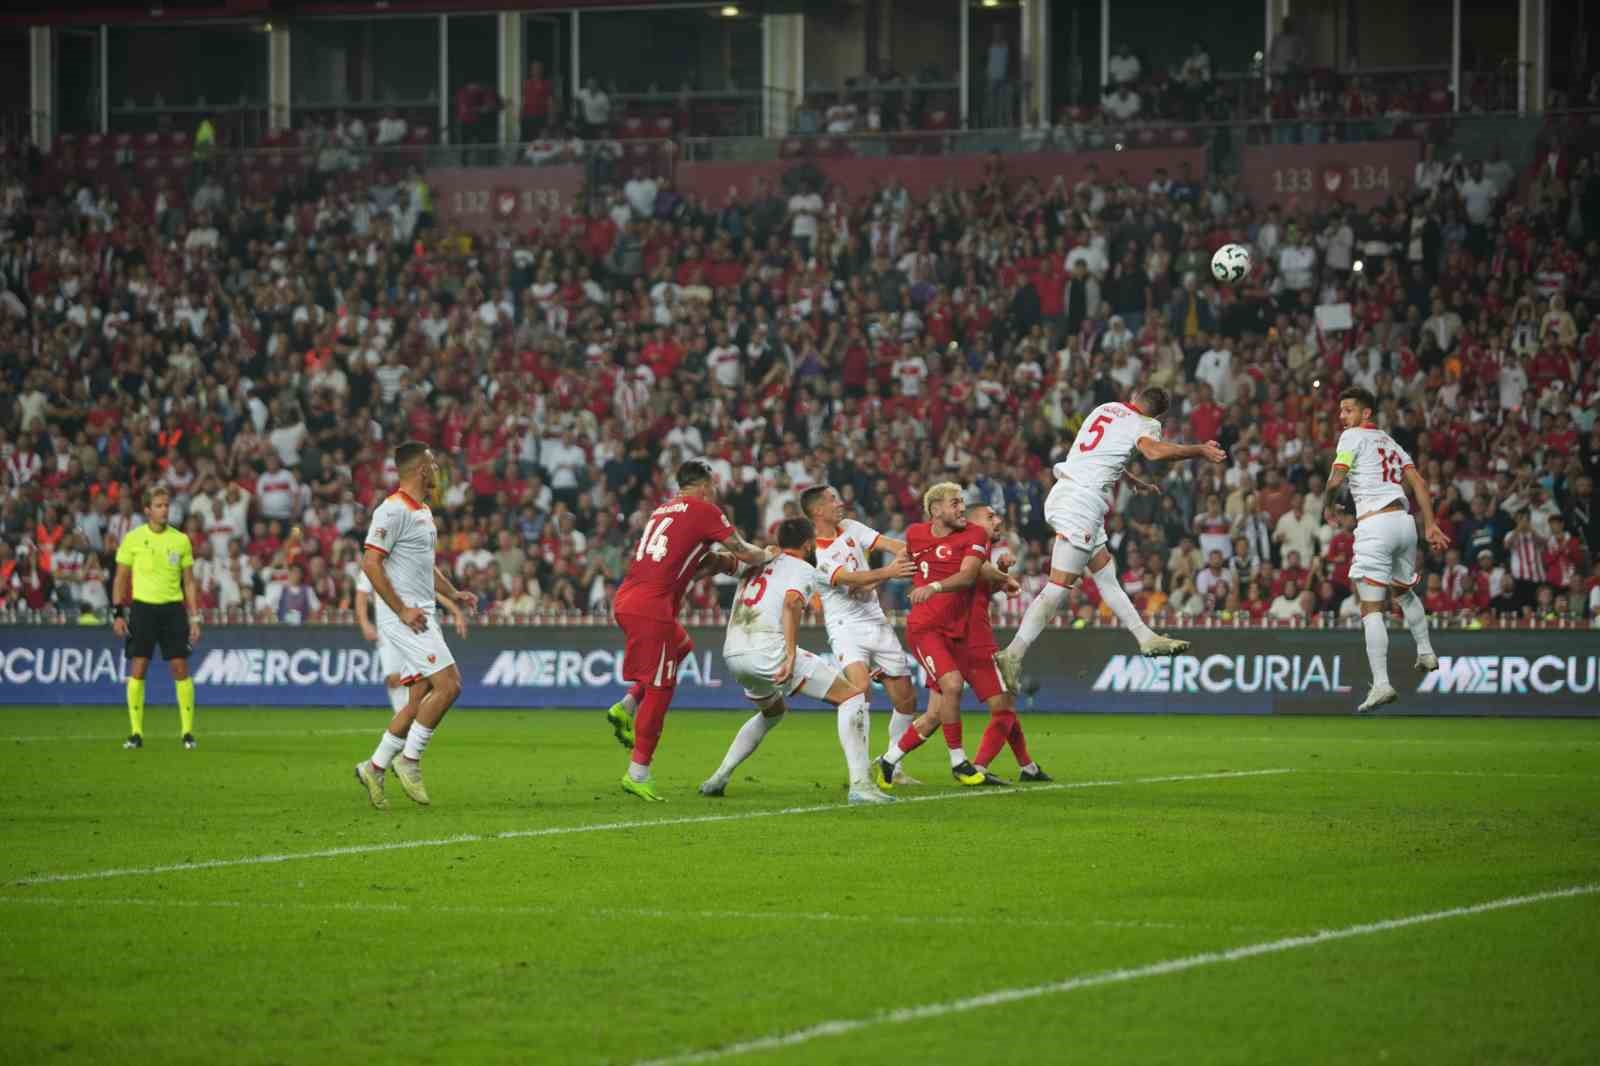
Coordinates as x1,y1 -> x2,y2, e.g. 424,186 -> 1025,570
112,605 -> 127,621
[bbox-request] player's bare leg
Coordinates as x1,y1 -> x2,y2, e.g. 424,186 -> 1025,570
701,698 -> 787,797
999,548 -> 1185,690
1356,587 -> 1400,713
844,663 -> 922,786
391,664 -> 463,805
874,673 -> 986,787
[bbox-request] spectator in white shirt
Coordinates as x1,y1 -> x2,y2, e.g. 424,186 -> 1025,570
892,352 -> 930,397
1108,44 -> 1142,85
1102,85 -> 1142,123
1456,161 -> 1497,226
787,181 -> 823,255
1275,227 -> 1317,291
624,170 -> 659,220
255,455 -> 301,520
576,78 -> 611,137
1267,581 -> 1308,620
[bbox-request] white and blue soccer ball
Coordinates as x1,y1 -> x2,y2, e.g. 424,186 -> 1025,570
1211,243 -> 1252,284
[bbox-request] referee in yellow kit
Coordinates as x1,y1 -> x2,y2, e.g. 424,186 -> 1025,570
112,486 -> 202,750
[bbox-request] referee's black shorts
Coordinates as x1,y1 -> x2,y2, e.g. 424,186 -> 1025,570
127,601 -> 191,661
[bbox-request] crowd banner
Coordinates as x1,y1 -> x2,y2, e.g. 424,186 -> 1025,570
1,626 -> 1596,716
1240,139 -> 1422,211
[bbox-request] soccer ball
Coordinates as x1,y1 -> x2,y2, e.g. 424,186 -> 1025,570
1211,243 -> 1252,284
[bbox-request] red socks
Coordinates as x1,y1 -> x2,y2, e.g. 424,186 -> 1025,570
1007,718 -> 1033,767
896,725 -> 926,755
630,684 -> 674,766
941,721 -> 964,751
975,709 -> 1015,768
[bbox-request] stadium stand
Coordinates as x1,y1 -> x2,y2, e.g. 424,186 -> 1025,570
1,114 -> 1598,630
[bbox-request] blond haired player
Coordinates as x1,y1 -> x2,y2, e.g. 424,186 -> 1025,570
1325,386 -> 1450,712
353,441 -> 478,809
700,517 -> 891,804
799,485 -> 922,783
997,385 -> 1225,688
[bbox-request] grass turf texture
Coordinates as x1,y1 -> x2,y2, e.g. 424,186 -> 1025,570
2,707 -> 1598,1066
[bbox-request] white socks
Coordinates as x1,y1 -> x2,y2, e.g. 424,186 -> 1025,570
948,747 -> 968,767
837,694 -> 871,786
1008,582 -> 1068,659
888,710 -> 916,750
628,761 -> 651,782
370,730 -> 405,770
402,722 -> 434,762
622,690 -> 640,714
1092,565 -> 1156,644
712,711 -> 782,783
1398,592 -> 1434,656
1362,613 -> 1391,689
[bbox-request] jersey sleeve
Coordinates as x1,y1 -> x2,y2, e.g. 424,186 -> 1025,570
364,500 -> 401,556
1332,430 -> 1357,471
845,519 -> 883,551
816,543 -> 848,585
1392,440 -> 1416,470
696,499 -> 736,543
114,529 -> 137,567
962,526 -> 990,559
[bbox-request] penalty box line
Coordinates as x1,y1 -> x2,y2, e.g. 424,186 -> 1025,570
633,883 -> 1600,1066
7,769 -> 1291,887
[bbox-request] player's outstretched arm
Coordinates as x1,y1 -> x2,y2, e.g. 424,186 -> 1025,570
832,554 -> 916,590
694,549 -> 742,579
722,530 -> 779,567
1137,437 -> 1227,464
1402,465 -> 1452,551
979,561 -> 1021,594
909,554 -> 985,604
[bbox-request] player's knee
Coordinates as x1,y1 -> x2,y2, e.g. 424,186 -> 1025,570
169,659 -> 189,680
1049,569 -> 1079,589
937,674 -> 963,699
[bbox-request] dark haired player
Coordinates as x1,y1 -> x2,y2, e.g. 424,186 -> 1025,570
1325,386 -> 1450,712
997,385 -> 1227,689
607,459 -> 776,801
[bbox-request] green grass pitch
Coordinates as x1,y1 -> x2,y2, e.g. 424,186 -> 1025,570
2,706 -> 1598,1065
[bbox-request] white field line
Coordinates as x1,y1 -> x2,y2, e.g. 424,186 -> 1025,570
0,894 -> 1194,932
1,727 -> 377,743
633,883 -> 1600,1066
1310,768 -> 1598,780
7,768 -> 1291,887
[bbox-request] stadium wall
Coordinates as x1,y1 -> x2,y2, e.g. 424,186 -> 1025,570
1,626 -> 1597,716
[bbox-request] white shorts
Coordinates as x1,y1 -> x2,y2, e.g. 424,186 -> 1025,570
373,634 -> 403,680
826,620 -> 913,678
1044,479 -> 1109,574
724,644 -> 839,705
375,609 -> 457,683
1349,510 -> 1419,599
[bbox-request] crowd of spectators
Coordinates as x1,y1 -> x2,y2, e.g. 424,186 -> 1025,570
1,120 -> 1598,629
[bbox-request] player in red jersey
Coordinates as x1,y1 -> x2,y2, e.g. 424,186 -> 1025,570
966,504 -> 1050,782
872,482 -> 1003,788
608,459 -> 775,801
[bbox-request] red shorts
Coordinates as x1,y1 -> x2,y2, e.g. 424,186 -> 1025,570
907,629 -> 962,686
957,644 -> 1006,703
616,611 -> 693,687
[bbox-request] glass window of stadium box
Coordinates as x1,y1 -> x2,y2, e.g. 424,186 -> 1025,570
577,6 -> 763,138
800,0 -> 959,148
107,24 -> 269,145
520,12 -> 572,139
445,13 -> 499,162
289,16 -> 441,146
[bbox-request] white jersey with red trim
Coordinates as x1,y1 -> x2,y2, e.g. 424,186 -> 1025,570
724,553 -> 822,658
1053,401 -> 1162,499
813,518 -> 888,629
362,490 -> 438,621
1332,426 -> 1411,515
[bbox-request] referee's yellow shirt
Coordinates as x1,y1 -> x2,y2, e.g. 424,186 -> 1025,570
114,524 -> 194,605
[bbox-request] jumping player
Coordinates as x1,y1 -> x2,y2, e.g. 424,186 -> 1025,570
800,485 -> 923,784
354,442 -> 478,809
966,504 -> 1049,782
872,482 -> 998,788
1325,386 -> 1450,712
997,385 -> 1225,688
608,458 -> 776,801
699,517 -> 892,804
